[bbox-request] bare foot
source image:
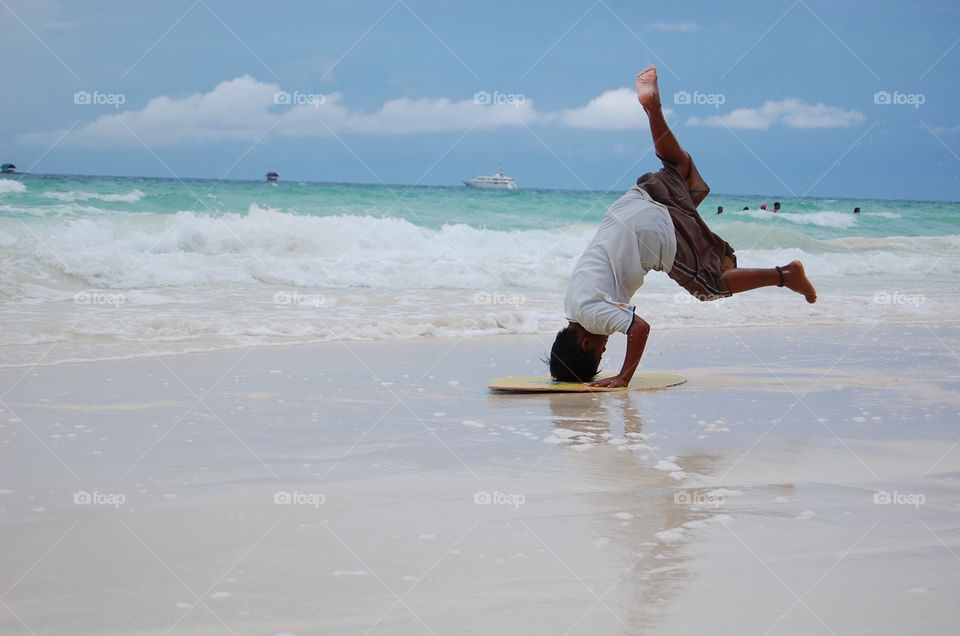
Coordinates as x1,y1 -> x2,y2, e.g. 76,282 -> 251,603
782,260 -> 817,303
635,65 -> 660,110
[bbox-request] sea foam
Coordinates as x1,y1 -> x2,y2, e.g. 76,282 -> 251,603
0,179 -> 26,195
42,189 -> 145,203
3,204 -> 955,292
2,193 -> 957,366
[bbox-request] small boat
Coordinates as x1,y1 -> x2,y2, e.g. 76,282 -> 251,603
1,163 -> 15,174
464,166 -> 518,191
266,171 -> 279,183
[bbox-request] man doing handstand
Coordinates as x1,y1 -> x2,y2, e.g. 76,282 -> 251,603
550,66 -> 817,388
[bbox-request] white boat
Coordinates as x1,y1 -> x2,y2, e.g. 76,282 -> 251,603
464,166 -> 518,191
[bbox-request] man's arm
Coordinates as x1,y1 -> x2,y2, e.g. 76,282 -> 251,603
588,316 -> 650,388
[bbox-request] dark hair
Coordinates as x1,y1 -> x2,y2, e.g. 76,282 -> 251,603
548,327 -> 600,382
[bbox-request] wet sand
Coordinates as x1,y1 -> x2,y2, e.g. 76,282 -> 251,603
1,324 -> 958,635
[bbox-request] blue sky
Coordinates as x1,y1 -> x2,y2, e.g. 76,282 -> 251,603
2,0 -> 958,200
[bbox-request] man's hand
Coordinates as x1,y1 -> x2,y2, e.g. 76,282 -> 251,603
589,316 -> 650,390
587,374 -> 630,389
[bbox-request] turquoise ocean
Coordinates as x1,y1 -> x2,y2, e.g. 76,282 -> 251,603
1,174 -> 957,366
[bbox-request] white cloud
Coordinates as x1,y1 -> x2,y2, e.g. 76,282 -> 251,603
686,99 -> 865,129
928,124 -> 960,136
43,19 -> 84,31
647,22 -> 701,32
548,88 -> 638,129
20,75 -> 278,147
546,87 -> 673,130
278,93 -> 538,136
20,76 -> 666,147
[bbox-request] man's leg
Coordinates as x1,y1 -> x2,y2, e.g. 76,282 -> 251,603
635,66 -> 817,305
636,66 -> 691,179
720,259 -> 817,303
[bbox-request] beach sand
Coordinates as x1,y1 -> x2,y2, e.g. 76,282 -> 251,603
1,324 -> 958,635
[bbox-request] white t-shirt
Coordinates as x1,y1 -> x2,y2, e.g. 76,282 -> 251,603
564,186 -> 677,335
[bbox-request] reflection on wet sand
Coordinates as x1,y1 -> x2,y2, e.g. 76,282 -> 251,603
541,391 -> 727,631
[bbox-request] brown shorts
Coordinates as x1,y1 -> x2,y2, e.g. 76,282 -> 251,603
636,156 -> 736,301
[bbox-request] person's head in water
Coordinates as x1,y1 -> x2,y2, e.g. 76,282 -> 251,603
760,203 -> 768,211
853,207 -> 861,214
742,206 -> 749,211
773,201 -> 781,212
717,205 -> 723,214
548,325 -> 607,382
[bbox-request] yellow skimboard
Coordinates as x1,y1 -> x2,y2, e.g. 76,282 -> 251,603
488,371 -> 686,393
